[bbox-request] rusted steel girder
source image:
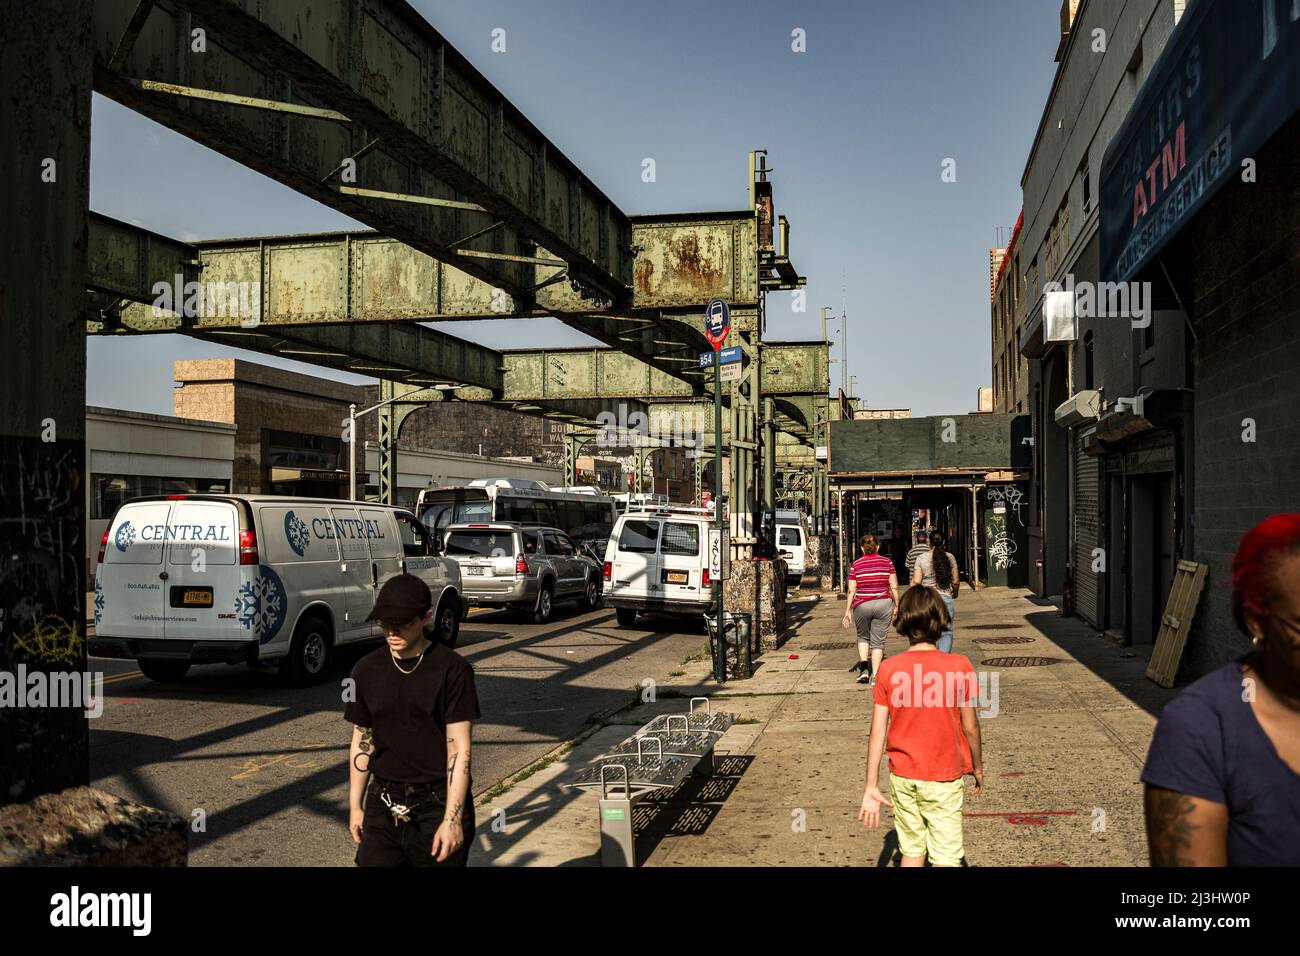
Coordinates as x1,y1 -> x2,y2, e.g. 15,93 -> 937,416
92,0 -> 633,305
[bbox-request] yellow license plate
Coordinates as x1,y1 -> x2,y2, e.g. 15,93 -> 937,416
666,571 -> 688,584
182,589 -> 213,607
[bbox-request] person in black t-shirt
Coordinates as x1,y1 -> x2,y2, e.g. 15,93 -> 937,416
345,574 -> 481,866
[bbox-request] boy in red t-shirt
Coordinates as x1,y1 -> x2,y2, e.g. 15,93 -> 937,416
858,586 -> 984,866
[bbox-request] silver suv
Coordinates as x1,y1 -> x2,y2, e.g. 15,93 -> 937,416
442,523 -> 602,623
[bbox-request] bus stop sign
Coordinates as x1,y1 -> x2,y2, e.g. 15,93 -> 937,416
704,299 -> 730,349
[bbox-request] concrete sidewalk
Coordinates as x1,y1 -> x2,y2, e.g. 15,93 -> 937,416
470,585 -> 1177,867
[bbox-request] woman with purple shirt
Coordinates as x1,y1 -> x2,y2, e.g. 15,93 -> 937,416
1142,514 -> 1300,866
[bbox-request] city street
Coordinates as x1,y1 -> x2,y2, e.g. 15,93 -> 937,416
89,604 -> 707,866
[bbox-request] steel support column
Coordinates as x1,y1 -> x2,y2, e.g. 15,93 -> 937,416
377,380 -> 423,505
0,0 -> 95,804
762,396 -> 777,520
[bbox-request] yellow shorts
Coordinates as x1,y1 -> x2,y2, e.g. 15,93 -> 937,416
889,773 -> 965,866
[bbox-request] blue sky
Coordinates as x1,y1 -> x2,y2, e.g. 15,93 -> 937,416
88,0 -> 1060,417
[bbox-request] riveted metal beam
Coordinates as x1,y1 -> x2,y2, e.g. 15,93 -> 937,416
91,0 -> 633,304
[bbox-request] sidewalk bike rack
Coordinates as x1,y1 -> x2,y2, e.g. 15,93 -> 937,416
566,698 -> 736,866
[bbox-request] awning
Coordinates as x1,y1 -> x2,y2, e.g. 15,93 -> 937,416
1100,0 -> 1300,282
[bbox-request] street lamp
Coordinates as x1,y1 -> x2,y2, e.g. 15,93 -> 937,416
346,390 -> 448,501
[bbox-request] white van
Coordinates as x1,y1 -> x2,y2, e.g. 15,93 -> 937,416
91,495 -> 461,685
775,509 -> 809,587
602,507 -> 716,626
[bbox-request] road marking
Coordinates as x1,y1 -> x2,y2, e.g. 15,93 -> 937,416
232,746 -> 330,780
501,707 -> 566,715
100,670 -> 143,685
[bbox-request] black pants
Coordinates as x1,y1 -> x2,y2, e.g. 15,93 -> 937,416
356,779 -> 476,867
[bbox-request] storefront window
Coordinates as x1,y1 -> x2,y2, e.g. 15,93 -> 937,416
92,475 -> 230,519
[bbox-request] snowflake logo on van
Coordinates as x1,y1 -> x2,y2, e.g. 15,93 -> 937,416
114,521 -> 136,552
234,565 -> 287,644
284,510 -> 311,557
93,578 -> 105,627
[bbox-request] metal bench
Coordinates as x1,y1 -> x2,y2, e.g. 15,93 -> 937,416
566,697 -> 735,866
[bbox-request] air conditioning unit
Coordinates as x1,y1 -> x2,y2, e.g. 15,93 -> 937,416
1054,389 -> 1101,427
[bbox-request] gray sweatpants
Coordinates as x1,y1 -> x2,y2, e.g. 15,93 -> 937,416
852,598 -> 893,649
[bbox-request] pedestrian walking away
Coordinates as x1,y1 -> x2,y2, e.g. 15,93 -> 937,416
843,533 -> 900,684
1141,513 -> 1300,866
912,532 -> 960,654
346,573 -> 482,866
859,587 -> 983,867
904,533 -> 930,582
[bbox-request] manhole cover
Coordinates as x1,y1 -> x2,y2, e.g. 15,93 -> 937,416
804,641 -> 855,651
968,624 -> 1020,630
980,656 -> 1065,667
973,636 -> 1037,646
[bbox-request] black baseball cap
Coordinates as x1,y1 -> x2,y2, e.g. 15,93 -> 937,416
366,573 -> 432,624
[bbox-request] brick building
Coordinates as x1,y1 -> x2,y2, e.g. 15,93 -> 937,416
359,387 -> 565,465
172,360 -> 565,504
990,210 -> 1027,414
173,359 -> 361,498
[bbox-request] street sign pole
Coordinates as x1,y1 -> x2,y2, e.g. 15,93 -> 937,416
713,349 -> 725,683
703,298 -> 730,684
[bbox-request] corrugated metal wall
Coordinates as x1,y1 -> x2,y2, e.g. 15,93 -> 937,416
1073,429 -> 1101,627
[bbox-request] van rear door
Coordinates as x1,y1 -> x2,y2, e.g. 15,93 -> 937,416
777,523 -> 806,574
610,517 -> 661,600
96,501 -> 173,639
659,520 -> 705,602
162,499 -> 240,642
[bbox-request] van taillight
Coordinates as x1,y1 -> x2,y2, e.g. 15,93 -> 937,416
97,526 -> 110,564
702,568 -> 711,587
602,561 -> 611,580
515,555 -> 529,575
239,529 -> 259,565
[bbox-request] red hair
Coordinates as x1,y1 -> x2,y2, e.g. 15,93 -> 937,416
1231,514 -> 1300,632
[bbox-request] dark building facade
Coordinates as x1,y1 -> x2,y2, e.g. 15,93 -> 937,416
1017,0 -> 1300,679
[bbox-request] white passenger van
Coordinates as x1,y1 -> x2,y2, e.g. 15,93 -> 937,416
775,509 -> 810,587
602,506 -> 717,627
91,495 -> 461,685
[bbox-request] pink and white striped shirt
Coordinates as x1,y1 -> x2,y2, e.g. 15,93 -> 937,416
849,554 -> 895,607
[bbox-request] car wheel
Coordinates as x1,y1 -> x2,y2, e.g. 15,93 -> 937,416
616,608 -> 638,627
279,615 -> 334,686
138,659 -> 190,682
434,598 -> 461,648
459,600 -> 472,622
578,575 -> 601,611
531,584 -> 554,624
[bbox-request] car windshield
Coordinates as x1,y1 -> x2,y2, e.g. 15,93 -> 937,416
445,530 -> 514,557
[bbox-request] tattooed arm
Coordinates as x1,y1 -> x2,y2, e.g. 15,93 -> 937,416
1143,786 -> 1229,866
432,719 -> 473,862
348,724 -> 374,844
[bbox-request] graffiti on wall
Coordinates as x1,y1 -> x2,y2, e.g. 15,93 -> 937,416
987,512 -> 1018,571
986,485 -> 1025,527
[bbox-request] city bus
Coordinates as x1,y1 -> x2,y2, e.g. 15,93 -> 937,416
417,478 -> 617,549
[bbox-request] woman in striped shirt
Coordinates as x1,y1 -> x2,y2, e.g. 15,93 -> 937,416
842,534 -> 900,684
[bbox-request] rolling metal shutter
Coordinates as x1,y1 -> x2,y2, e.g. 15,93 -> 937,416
1073,428 -> 1101,627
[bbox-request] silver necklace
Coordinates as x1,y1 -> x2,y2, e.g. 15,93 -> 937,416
391,644 -> 428,675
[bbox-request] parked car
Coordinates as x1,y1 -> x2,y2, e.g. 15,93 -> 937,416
442,522 -> 602,623
775,509 -> 810,587
603,507 -> 716,627
91,495 -> 461,685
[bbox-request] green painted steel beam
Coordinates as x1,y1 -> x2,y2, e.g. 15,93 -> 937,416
92,0 -> 633,305
760,341 -> 831,395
